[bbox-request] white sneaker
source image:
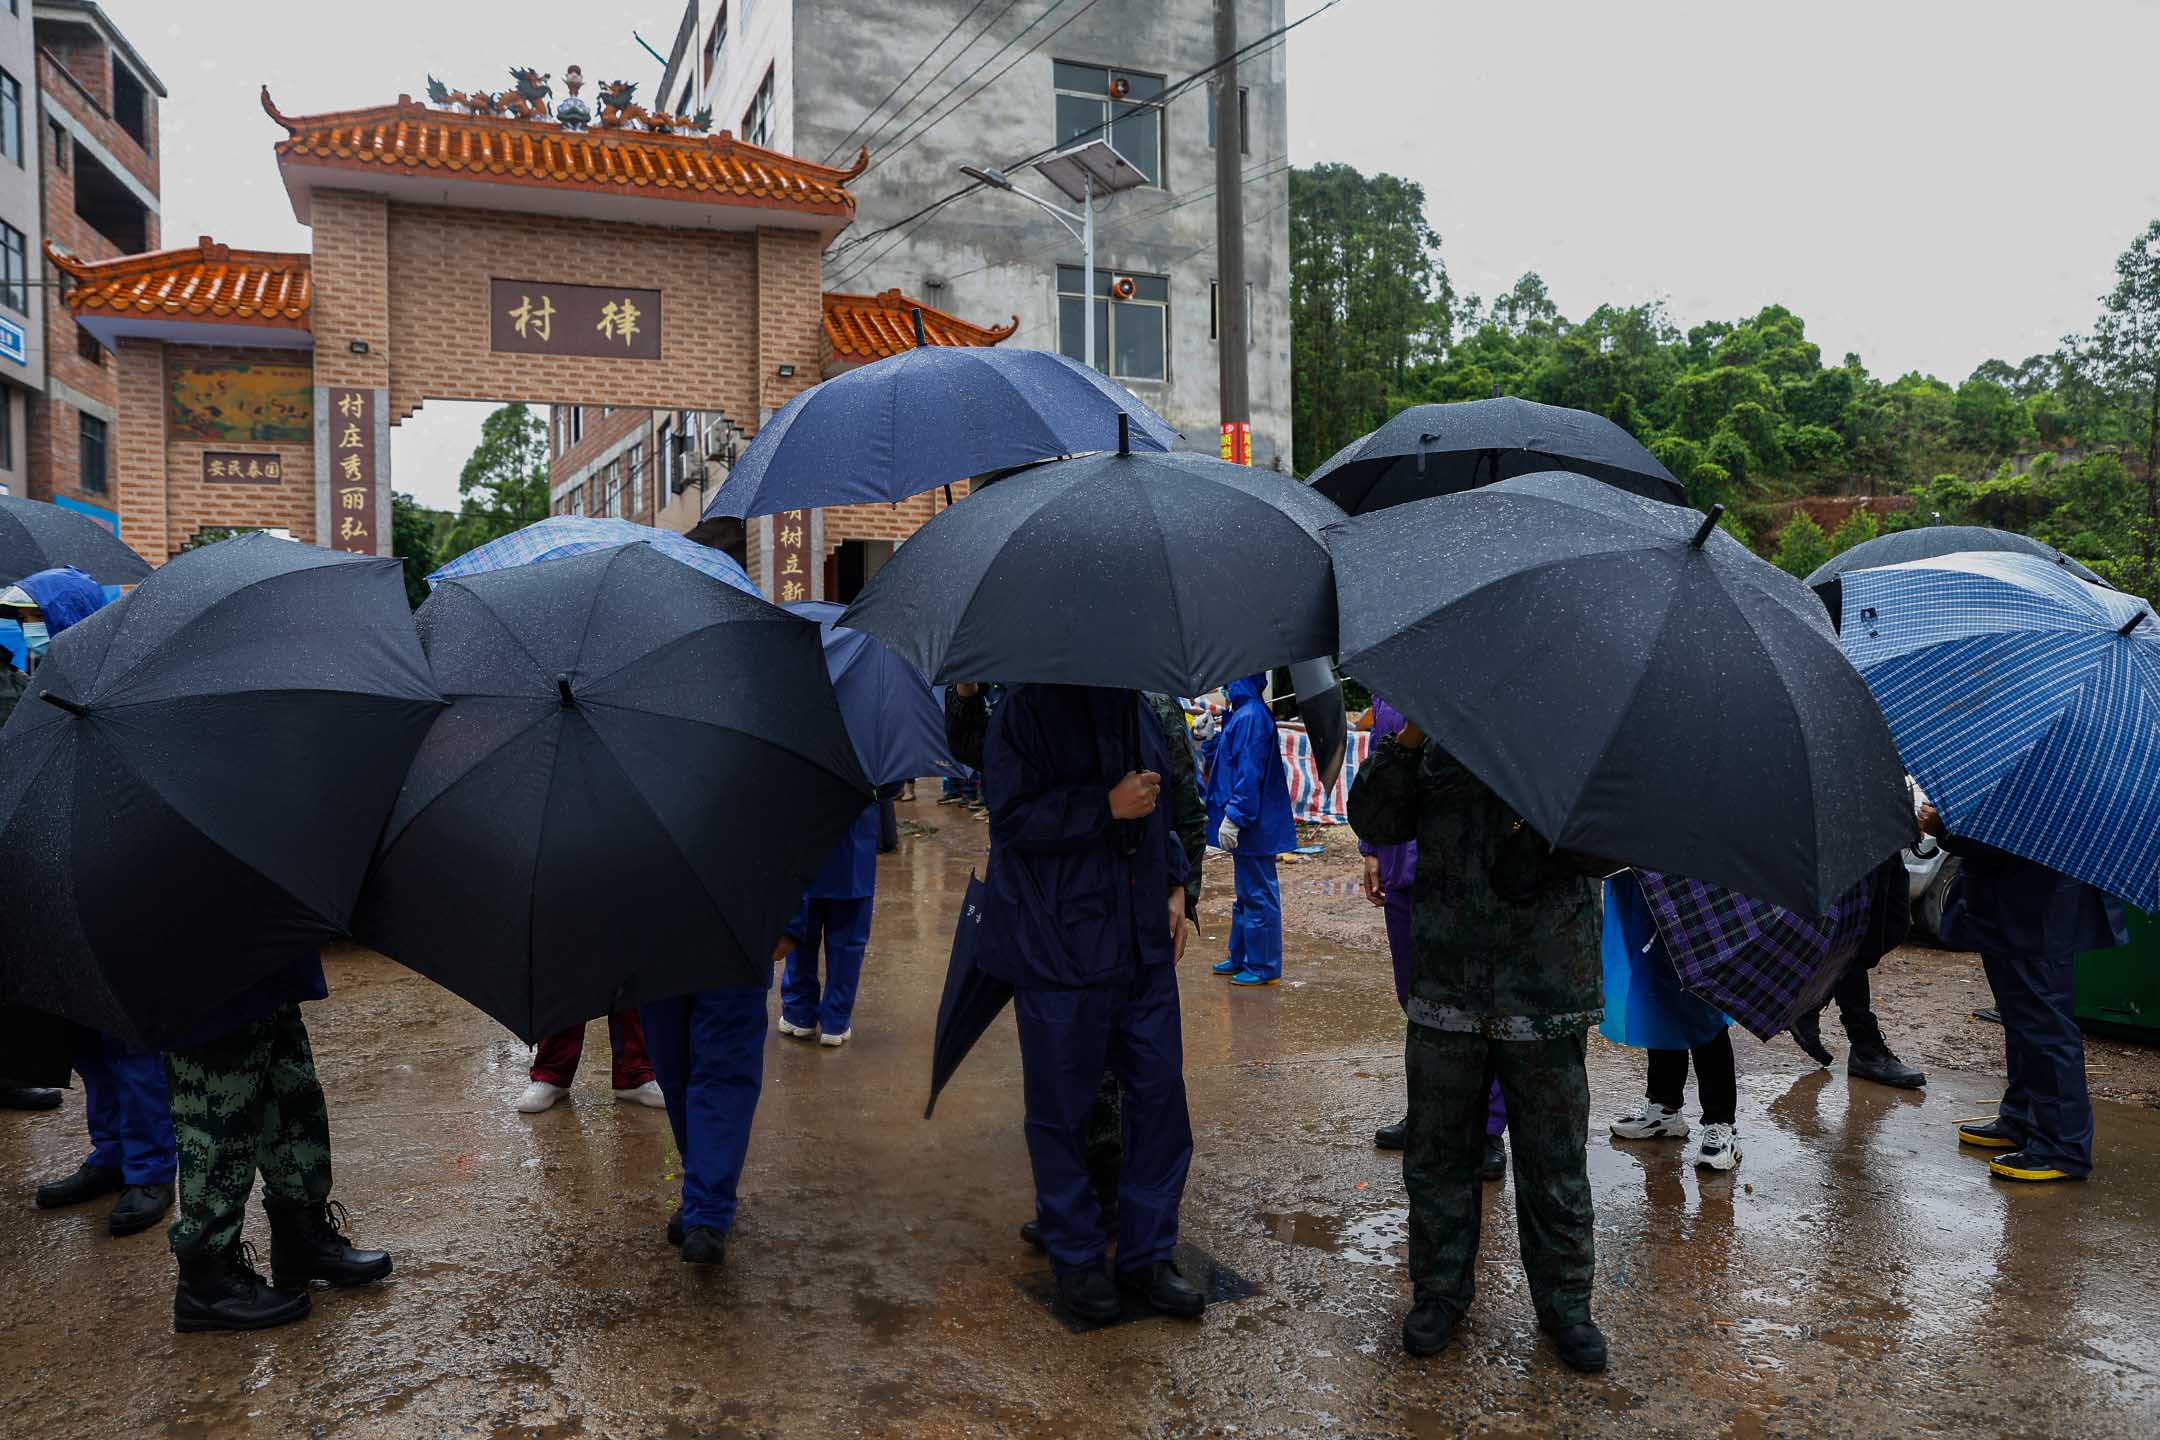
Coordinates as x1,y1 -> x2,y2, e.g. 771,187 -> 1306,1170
1609,1099 -> 1689,1140
819,1028 -> 851,1048
777,1018 -> 817,1040
1695,1122 -> 1742,1172
613,1080 -> 666,1108
515,1081 -> 568,1114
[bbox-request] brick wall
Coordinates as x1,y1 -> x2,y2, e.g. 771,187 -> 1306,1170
38,45 -> 158,193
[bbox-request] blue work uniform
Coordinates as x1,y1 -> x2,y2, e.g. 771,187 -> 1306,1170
1205,675 -> 1296,983
1940,836 -> 2128,1177
983,684 -> 1193,1277
783,801 -> 879,1036
643,984 -> 767,1234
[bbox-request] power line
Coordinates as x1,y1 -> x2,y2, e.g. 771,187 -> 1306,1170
824,0 -> 1013,166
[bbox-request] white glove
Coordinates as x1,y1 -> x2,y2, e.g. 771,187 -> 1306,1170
1218,819 -> 1241,852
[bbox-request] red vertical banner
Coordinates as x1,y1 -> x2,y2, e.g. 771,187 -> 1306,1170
329,388 -> 378,553
1219,421 -> 1252,465
772,508 -> 812,603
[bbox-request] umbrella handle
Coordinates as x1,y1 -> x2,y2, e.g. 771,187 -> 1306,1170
2125,611 -> 2150,637
558,675 -> 576,706
38,691 -> 87,718
1689,505 -> 1725,549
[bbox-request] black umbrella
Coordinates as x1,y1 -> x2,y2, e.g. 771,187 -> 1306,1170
925,871 -> 1009,1118
0,494 -> 152,585
1287,657 -> 1349,792
1330,472 -> 1914,916
354,543 -> 872,1042
1306,397 -> 1686,515
1804,523 -> 2111,626
839,421 -> 1344,695
0,534 -> 442,1046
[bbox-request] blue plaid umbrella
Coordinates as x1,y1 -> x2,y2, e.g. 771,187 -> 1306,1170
427,516 -> 759,596
1841,551 -> 2160,910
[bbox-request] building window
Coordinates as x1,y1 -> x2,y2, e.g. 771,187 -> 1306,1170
1053,62 -> 1164,187
78,413 -> 108,495
0,70 -> 19,168
602,460 -> 625,519
0,223 -> 24,315
657,421 -> 674,495
743,64 -> 774,149
625,441 -> 644,515
0,389 -> 13,472
1057,265 -> 1168,382
1206,84 -> 1250,155
702,2 -> 729,81
76,325 -> 104,365
112,64 -> 148,146
49,119 -> 66,173
570,406 -> 585,445
1209,280 -> 1253,344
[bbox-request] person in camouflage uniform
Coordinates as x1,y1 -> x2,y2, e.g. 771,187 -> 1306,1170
1347,723 -> 1609,1373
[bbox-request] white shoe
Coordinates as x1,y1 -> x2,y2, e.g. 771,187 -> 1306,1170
515,1081 -> 568,1114
819,1028 -> 851,1048
778,1018 -> 817,1040
1695,1122 -> 1741,1172
613,1080 -> 666,1108
1609,1099 -> 1689,1140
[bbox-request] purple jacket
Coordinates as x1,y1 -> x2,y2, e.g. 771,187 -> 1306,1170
1358,697 -> 1417,895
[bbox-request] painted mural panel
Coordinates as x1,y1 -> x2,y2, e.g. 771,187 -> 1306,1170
167,362 -> 316,443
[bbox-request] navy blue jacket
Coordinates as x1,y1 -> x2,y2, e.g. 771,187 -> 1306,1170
1939,834 -> 2128,960
803,801 -> 880,901
1205,674 -> 1296,854
982,684 -> 1191,989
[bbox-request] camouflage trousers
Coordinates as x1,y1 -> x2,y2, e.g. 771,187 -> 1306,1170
164,1004 -> 332,1259
1404,1026 -> 1593,1329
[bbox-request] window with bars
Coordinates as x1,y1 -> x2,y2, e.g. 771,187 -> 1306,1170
1205,83 -> 1250,154
1056,265 -> 1168,382
0,223 -> 24,314
626,441 -> 644,516
1053,62 -> 1164,188
79,413 -> 108,494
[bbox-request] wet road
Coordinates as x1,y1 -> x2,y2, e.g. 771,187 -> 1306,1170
3,801 -> 2158,1439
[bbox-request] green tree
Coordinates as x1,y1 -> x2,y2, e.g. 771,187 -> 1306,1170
1827,506 -> 1879,556
2083,219 -> 2160,591
441,403 -> 551,563
1774,513 -> 1833,578
391,491 -> 440,609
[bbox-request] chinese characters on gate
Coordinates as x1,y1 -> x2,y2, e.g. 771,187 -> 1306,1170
201,452 -> 284,484
490,279 -> 663,360
773,509 -> 811,604
328,388 -> 377,554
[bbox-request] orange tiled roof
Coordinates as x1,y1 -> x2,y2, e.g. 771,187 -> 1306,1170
261,88 -> 863,220
49,237 -> 312,332
823,289 -> 1019,361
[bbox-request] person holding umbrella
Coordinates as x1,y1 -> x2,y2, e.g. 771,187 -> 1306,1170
3,570 -> 178,1237
1206,675 -> 1295,987
1348,717 -> 1608,1373
982,682 -> 1200,1322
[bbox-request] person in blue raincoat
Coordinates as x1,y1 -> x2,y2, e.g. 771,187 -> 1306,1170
777,799 -> 880,1046
1923,803 -> 2128,1182
3,569 -> 179,1239
981,683 -> 1201,1324
1205,675 -> 1295,987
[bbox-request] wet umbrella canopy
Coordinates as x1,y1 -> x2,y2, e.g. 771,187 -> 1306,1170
702,346 -> 1181,521
838,433 -> 1344,696
1305,397 -> 1686,515
786,600 -> 957,787
355,544 -> 872,1041
1805,523 -> 2110,626
1331,472 -> 1914,916
0,494 -> 152,586
0,535 -> 443,1046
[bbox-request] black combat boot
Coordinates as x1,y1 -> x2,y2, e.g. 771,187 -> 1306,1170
1374,1117 -> 1408,1150
1402,1300 -> 1458,1357
1843,1013 -> 1926,1090
1056,1264 -> 1122,1324
265,1198 -> 393,1290
1118,1259 -> 1205,1318
174,1242 -> 311,1333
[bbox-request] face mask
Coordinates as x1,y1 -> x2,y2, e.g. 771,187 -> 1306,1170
20,620 -> 48,658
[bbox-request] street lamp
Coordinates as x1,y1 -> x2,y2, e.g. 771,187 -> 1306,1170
960,138 -> 1148,374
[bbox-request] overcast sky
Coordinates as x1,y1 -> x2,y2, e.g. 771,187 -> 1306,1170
103,0 -> 2160,509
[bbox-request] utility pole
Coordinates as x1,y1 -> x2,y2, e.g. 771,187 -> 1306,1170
1213,0 -> 1251,463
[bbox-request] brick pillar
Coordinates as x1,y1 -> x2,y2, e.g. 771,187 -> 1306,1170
754,227 -> 829,598
112,339 -> 168,564
308,191 -> 392,552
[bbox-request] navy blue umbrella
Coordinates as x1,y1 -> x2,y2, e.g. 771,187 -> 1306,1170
786,601 -> 957,787
702,346 -> 1180,520
925,872 -> 1008,1119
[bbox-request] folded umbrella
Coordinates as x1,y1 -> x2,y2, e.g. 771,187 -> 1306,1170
1839,551 -> 2160,911
1331,471 -> 1914,916
787,600 -> 958,787
925,871 -> 1010,1118
1806,524 -> 2109,624
355,543 -> 871,1041
1631,867 -> 1872,1041
0,494 -> 152,586
1287,657 -> 1349,792
840,424 -> 1344,695
703,346 -> 1180,520
427,515 -> 759,596
0,534 -> 443,1046
1305,397 -> 1684,515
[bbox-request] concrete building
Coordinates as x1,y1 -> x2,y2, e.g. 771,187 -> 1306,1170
28,0 -> 163,533
0,0 -> 45,499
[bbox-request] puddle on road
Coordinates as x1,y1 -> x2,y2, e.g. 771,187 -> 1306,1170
1255,1207 -> 1408,1267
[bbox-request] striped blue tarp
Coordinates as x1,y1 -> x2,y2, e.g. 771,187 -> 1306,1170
1841,550 -> 2160,911
428,517 -> 761,597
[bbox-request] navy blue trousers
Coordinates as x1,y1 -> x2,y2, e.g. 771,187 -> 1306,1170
1013,960 -> 1192,1276
77,1033 -> 175,1185
783,897 -> 873,1036
1983,949 -> 2092,1175
643,986 -> 767,1232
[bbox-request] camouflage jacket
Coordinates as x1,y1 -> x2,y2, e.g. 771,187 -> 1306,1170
1347,735 -> 1601,1037
1145,693 -> 1207,913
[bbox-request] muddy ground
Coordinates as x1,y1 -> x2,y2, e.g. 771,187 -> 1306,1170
1,798 -> 2156,1439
